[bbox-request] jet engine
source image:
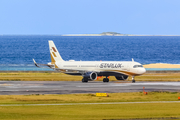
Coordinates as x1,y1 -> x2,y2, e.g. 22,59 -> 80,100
115,75 -> 128,80
83,72 -> 97,81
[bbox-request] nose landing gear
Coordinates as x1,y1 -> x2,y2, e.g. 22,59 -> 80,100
132,76 -> 135,83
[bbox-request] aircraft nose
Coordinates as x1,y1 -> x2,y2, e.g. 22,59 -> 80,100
141,68 -> 146,74
139,68 -> 146,74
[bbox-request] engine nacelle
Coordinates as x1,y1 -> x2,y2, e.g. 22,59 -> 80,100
115,75 -> 128,80
83,72 -> 97,81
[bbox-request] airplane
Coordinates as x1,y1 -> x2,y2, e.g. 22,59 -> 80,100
33,40 -> 146,83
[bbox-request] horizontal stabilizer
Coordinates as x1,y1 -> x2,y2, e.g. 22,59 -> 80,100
33,59 -> 40,67
33,59 -> 54,68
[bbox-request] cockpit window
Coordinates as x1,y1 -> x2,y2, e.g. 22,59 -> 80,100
133,65 -> 143,68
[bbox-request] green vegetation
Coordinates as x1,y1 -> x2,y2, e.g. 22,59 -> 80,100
0,72 -> 82,81
0,72 -> 180,119
0,92 -> 180,119
1,103 -> 180,120
100,32 -> 129,36
0,91 -> 180,104
0,72 -> 180,82
101,32 -> 121,35
136,73 -> 180,81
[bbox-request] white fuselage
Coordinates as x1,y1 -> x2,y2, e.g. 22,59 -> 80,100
33,40 -> 147,82
50,60 -> 146,76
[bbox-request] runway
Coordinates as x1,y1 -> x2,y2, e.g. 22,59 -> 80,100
0,81 -> 180,95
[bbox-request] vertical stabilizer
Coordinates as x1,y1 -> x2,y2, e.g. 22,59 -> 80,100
48,40 -> 64,63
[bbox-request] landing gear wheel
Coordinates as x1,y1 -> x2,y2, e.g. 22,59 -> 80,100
106,78 -> 109,82
132,76 -> 135,83
132,79 -> 135,83
82,78 -> 88,83
103,78 -> 109,82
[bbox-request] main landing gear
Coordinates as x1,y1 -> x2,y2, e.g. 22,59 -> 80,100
103,76 -> 109,82
132,76 -> 135,83
82,77 -> 88,83
82,76 -> 109,83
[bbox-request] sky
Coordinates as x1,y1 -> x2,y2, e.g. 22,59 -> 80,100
0,0 -> 180,35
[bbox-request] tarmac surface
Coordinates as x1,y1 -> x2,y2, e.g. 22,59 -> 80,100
0,81 -> 180,95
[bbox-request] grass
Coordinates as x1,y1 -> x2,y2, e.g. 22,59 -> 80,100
0,72 -> 82,81
1,72 -> 180,82
136,73 -> 180,81
0,103 -> 180,120
0,92 -> 180,119
1,72 -> 180,119
0,92 -> 180,104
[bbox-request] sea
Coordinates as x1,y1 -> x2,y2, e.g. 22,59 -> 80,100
0,35 -> 180,71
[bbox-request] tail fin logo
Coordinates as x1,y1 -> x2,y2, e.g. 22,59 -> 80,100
52,52 -> 57,57
52,47 -> 57,57
52,47 -> 57,52
49,40 -> 64,62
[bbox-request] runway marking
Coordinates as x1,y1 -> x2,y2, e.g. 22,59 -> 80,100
1,101 -> 180,106
78,82 -> 180,88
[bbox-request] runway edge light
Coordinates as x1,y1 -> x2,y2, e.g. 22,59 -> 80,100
178,97 -> 180,100
143,87 -> 148,95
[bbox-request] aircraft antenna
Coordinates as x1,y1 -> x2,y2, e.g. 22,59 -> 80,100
132,58 -> 134,62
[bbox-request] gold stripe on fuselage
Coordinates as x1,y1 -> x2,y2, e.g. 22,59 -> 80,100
104,70 -> 140,76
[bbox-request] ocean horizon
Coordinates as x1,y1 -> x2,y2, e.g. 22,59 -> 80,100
0,35 -> 180,71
